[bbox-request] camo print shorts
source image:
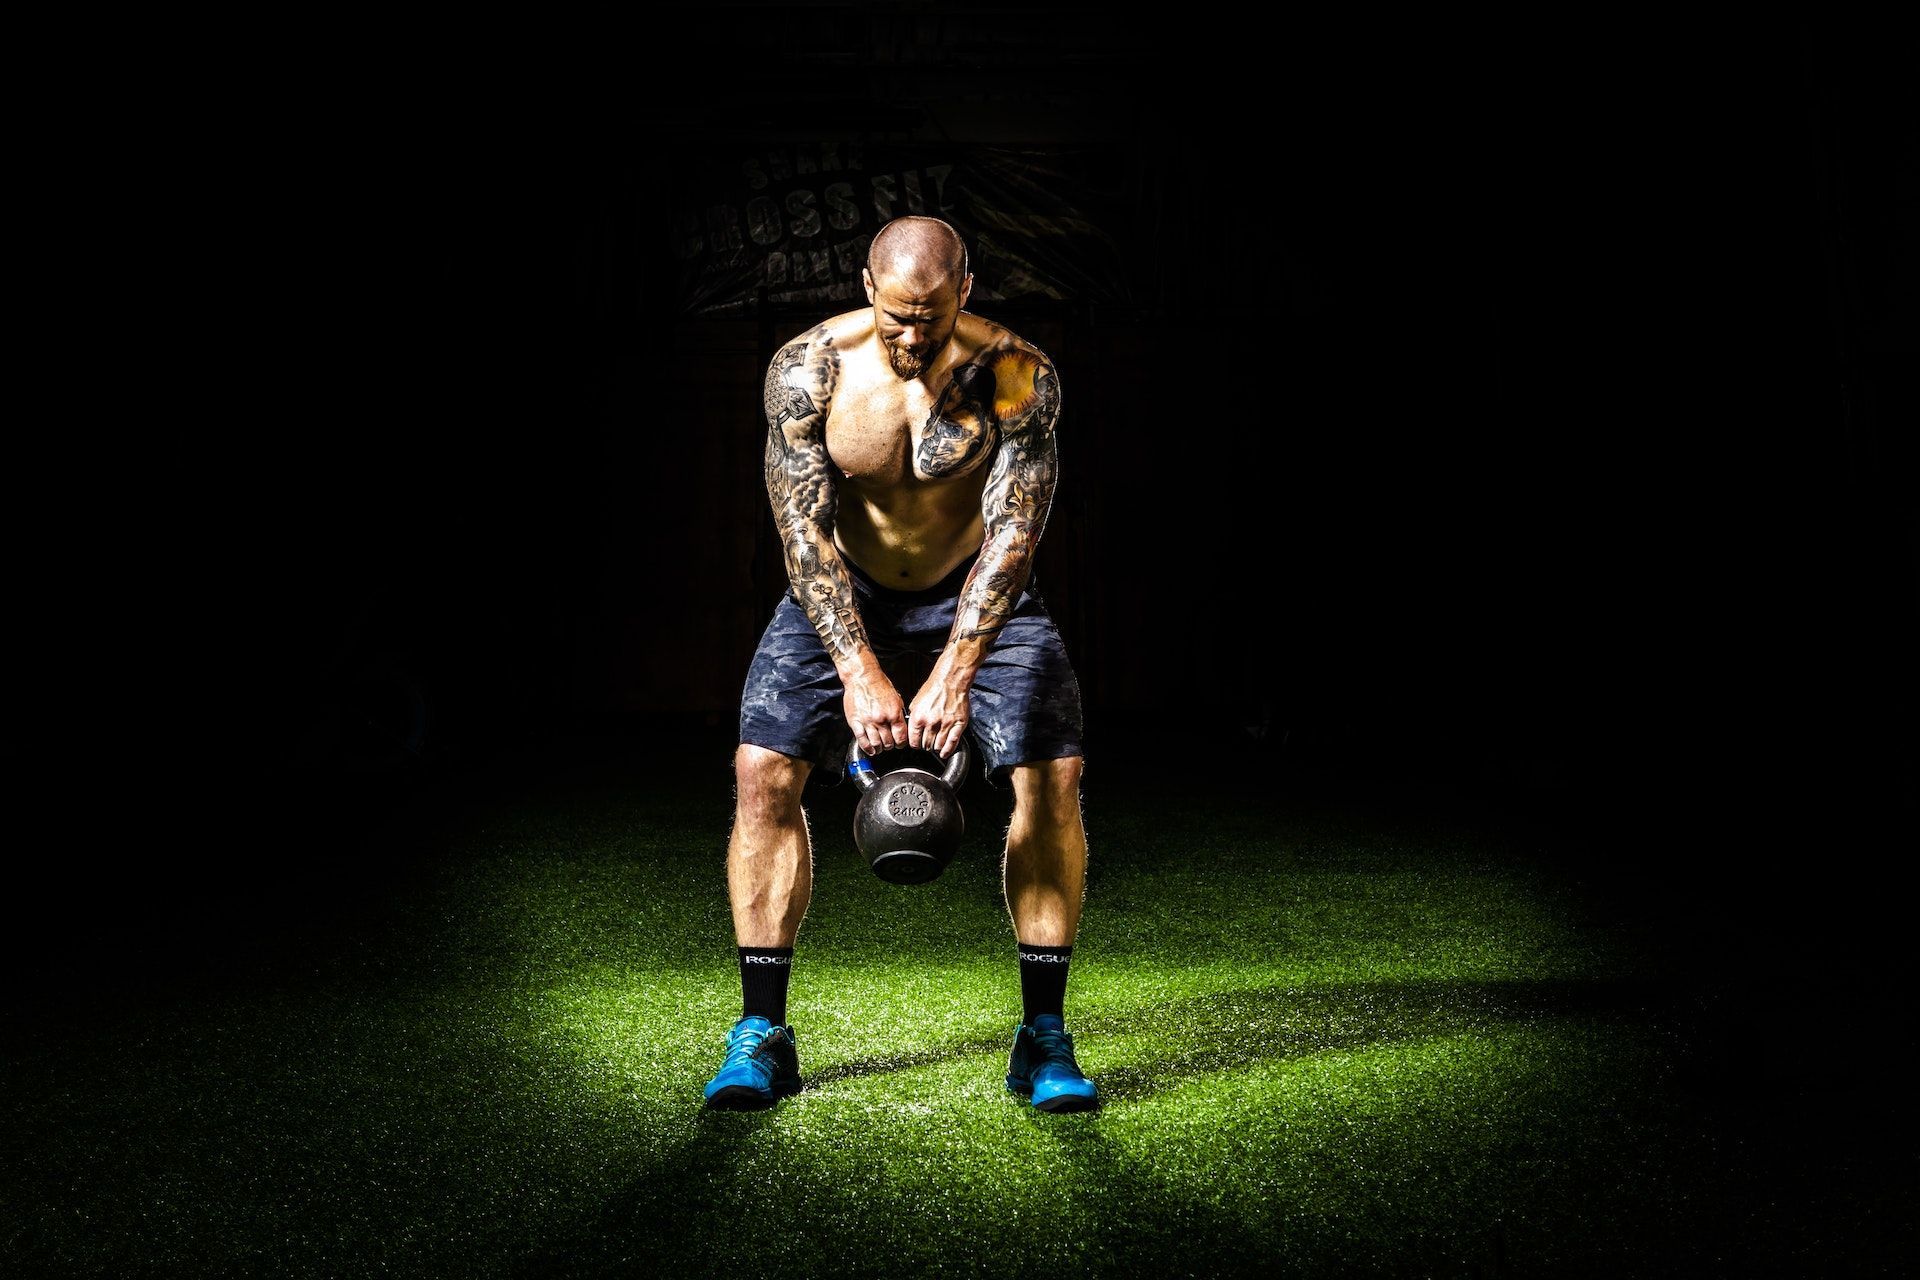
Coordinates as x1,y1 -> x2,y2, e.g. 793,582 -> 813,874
739,553 -> 1084,785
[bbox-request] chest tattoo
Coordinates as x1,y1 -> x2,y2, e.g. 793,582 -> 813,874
919,350 -> 1047,478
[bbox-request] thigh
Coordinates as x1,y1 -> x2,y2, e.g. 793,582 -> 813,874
966,596 -> 1086,785
738,595 -> 849,771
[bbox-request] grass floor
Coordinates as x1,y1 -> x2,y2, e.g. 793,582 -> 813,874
3,744 -> 1908,1277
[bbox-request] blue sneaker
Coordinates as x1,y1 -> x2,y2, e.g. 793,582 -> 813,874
1006,1014 -> 1099,1112
703,1016 -> 802,1109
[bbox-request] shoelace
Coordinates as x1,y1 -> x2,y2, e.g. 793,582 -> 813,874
723,1026 -> 769,1069
1032,1027 -> 1079,1071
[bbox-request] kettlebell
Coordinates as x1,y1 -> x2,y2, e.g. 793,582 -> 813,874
847,736 -> 970,884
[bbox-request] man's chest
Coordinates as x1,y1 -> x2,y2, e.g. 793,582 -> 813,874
825,363 -> 999,486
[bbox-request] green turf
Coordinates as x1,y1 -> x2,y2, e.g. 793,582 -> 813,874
0,758 -> 1896,1276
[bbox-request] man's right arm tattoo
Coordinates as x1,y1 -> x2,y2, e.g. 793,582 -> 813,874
763,328 -> 866,660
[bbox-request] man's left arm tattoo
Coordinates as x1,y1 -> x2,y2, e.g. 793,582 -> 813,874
952,349 -> 1061,645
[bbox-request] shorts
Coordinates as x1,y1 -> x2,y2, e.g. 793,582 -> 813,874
739,553 -> 1085,784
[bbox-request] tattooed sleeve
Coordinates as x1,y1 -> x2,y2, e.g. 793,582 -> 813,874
763,327 -> 866,660
951,348 -> 1062,645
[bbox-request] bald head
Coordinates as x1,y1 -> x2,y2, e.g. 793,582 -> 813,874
863,218 -> 973,380
867,216 -> 969,290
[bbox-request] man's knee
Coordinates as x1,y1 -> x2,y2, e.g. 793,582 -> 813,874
1009,754 -> 1084,829
734,744 -> 812,824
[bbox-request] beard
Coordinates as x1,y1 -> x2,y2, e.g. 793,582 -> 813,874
886,341 -> 932,379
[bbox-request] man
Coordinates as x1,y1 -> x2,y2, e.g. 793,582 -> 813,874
703,216 -> 1097,1113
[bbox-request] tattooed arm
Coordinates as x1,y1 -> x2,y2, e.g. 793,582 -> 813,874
909,349 -> 1062,757
763,327 -> 910,755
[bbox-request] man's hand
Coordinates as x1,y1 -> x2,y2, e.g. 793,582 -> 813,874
909,653 -> 974,758
842,659 -> 909,756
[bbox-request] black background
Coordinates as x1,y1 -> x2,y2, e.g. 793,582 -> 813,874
19,15 -> 1914,1052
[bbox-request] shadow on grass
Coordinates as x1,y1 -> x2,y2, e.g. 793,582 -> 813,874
1078,977 -> 1665,1105
1041,1121 -> 1281,1276
517,977 -> 1662,1277
519,1109 -> 832,1279
804,978 -> 1663,1104
803,1033 -> 1011,1090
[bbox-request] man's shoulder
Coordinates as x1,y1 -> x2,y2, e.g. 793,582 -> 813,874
955,316 -> 1060,435
764,313 -> 867,423
958,314 -> 1053,368
773,310 -> 871,359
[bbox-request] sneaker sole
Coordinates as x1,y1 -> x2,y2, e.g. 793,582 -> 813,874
1033,1091 -> 1099,1113
1007,1077 -> 1099,1113
704,1080 -> 802,1110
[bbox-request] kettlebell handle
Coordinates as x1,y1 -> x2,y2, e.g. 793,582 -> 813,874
846,734 -> 970,792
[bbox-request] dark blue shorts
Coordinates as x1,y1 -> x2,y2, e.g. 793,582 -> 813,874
739,554 -> 1085,784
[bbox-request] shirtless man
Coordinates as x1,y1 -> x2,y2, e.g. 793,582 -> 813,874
702,216 -> 1097,1112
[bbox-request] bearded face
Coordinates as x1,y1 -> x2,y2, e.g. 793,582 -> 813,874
866,269 -> 968,382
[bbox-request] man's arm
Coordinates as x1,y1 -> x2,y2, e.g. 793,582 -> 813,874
763,327 -> 910,754
909,348 -> 1062,756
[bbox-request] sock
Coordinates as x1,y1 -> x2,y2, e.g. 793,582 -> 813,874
1017,942 -> 1073,1024
739,946 -> 794,1024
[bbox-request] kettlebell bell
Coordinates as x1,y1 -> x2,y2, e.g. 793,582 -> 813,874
846,736 -> 970,884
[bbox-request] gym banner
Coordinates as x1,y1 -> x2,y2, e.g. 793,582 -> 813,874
668,140 -> 1131,315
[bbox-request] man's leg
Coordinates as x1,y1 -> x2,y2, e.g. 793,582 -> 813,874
728,744 -> 814,949
1002,755 -> 1099,1111
704,744 -> 813,1110
1003,755 -> 1086,946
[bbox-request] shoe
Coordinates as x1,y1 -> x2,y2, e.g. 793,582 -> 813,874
703,1015 -> 803,1109
1006,1014 -> 1099,1112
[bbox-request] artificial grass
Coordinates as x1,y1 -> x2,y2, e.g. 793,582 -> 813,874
1,753 -> 1900,1276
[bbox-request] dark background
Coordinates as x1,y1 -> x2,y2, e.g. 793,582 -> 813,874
258,18 -> 1914,779
23,16 -> 1914,1031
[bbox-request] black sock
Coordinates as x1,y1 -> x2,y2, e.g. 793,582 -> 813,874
1017,942 -> 1073,1023
739,946 -> 794,1024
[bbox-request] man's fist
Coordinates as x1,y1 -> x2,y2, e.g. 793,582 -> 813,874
841,663 -> 907,756
909,660 -> 973,758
